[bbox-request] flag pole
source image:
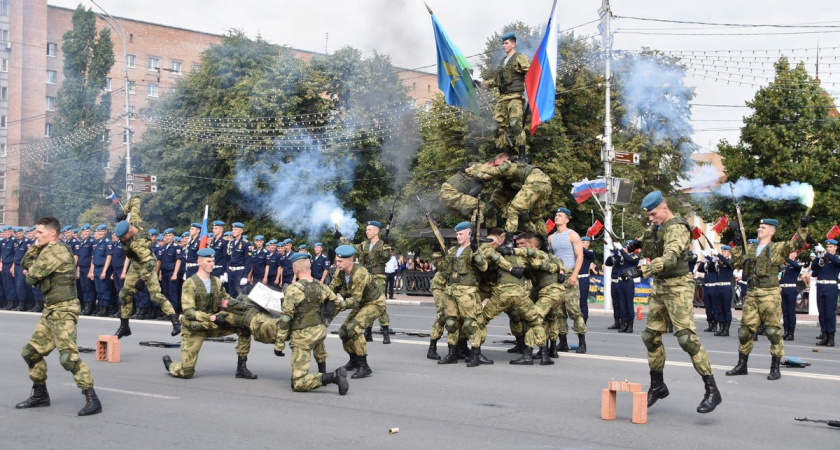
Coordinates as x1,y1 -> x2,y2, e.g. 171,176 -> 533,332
424,2 -> 433,15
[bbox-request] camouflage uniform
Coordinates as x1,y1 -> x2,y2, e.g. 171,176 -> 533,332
340,236 -> 391,329
440,173 -> 488,225
167,275 -> 251,378
639,215 -> 712,376
21,242 -> 94,390
118,197 -> 176,319
485,52 -> 530,149
429,254 -> 449,341
468,161 -> 551,237
439,245 -> 487,348
329,265 -> 386,356
511,247 -> 566,331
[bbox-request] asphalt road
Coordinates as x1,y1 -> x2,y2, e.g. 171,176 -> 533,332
1,306 -> 839,449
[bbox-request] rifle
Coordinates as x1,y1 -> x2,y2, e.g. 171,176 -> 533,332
416,195 -> 447,254
471,193 -> 481,249
383,196 -> 398,244
140,341 -> 181,348
795,417 -> 840,428
729,183 -> 749,253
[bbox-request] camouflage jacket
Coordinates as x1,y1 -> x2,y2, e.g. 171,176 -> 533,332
329,264 -> 383,309
339,237 -> 391,276
23,241 -> 77,304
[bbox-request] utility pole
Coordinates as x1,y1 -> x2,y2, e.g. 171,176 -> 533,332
599,0 -> 614,311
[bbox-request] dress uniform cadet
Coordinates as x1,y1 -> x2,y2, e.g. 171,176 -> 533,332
780,252 -> 801,341
726,216 -> 810,380
2,226 -> 20,310
482,31 -> 530,152
162,247 -> 256,380
110,233 -> 131,317
810,239 -> 840,347
279,239 -> 294,287
265,240 -> 282,289
225,222 -> 250,297
620,191 -> 721,413
159,229 -> 183,314
248,236 -> 267,289
697,251 -> 719,333
0,227 -> 9,309
210,221 -> 229,278
579,237 -> 596,323
605,242 -> 639,333
75,225 -> 96,315
310,243 -> 329,283
91,225 -> 114,317
178,233 -> 188,299
185,223 -> 202,279
714,246 -> 735,337
13,227 -> 34,311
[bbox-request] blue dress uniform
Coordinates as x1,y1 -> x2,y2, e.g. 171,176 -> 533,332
700,255 -> 719,331
159,236 -> 183,313
810,241 -> 840,346
111,237 -> 127,307
1,230 -> 19,308
578,239 -> 596,323
0,228 -> 6,309
185,223 -> 202,278
780,257 -> 801,340
605,245 -> 638,331
211,222 -> 229,278
714,249 -> 735,336
265,242 -> 281,290
76,226 -> 96,312
280,239 -> 294,286
13,228 -> 34,311
249,236 -> 267,286
311,248 -> 329,283
91,226 -> 114,315
225,224 -> 251,296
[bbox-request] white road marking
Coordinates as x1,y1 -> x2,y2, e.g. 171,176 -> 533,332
65,384 -> 179,399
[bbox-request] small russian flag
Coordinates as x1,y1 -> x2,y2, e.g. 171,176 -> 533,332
571,178 -> 606,204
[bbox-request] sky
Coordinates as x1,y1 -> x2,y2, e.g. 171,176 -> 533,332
51,0 -> 840,153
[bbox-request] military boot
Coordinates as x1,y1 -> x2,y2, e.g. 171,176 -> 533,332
381,327 -> 391,344
162,355 -> 173,372
344,353 -> 360,371
507,335 -> 525,354
619,319 -> 629,333
818,332 -> 836,347
703,321 -> 715,332
26,300 -> 38,312
558,334 -> 570,352
13,299 -> 26,311
533,341 -> 546,359
510,346 -> 534,365
95,305 -> 109,317
624,320 -> 634,334
715,322 -> 730,337
437,344 -> 459,364
364,327 -> 373,342
785,326 -> 794,341
15,383 -> 50,409
781,327 -> 790,340
108,305 -> 120,318
318,361 -> 326,374
816,331 -> 826,340
549,339 -> 559,358
168,314 -> 182,336
539,346 -> 554,366
575,334 -> 587,354
81,302 -> 94,316
235,356 -> 258,379
767,355 -> 781,380
607,317 -> 620,330
465,347 -> 482,368
647,370 -> 669,407
426,339 -> 441,360
129,306 -> 140,319
9,299 -> 21,311
114,318 -> 132,339
321,367 -> 349,395
475,349 -> 494,365
78,388 -> 102,416
725,352 -> 749,376
457,338 -> 471,361
34,300 -> 44,312
696,375 -> 722,414
352,354 -> 372,379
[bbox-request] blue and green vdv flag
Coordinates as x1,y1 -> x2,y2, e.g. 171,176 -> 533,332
430,14 -> 479,114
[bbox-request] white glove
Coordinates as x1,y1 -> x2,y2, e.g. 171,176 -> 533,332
240,278 -> 248,286
613,242 -> 622,251
703,250 -> 711,257
816,244 -> 825,253
220,273 -> 228,283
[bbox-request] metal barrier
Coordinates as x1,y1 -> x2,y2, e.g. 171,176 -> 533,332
397,270 -> 434,296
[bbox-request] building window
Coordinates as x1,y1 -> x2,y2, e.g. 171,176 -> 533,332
104,77 -> 111,91
46,42 -> 57,57
0,115 -> 5,128
148,83 -> 158,97
148,57 -> 159,71
0,1 -> 9,17
126,54 -> 135,68
45,123 -> 52,137
46,96 -> 56,111
102,130 -> 110,142
171,61 -> 182,75
123,129 -> 131,144
47,70 -> 58,85
0,86 -> 6,101
0,58 -> 6,72
0,143 -> 5,156
0,171 -> 6,191
127,80 -> 135,94
128,105 -> 135,118
0,30 -> 9,44
0,205 -> 5,224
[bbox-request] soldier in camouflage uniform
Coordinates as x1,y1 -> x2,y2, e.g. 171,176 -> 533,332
16,216 -> 101,416
162,248 -> 256,380
481,31 -> 530,152
620,191 -> 721,414
466,153 -> 551,239
725,216 -> 810,380
112,197 -> 181,339
440,171 -> 491,227
426,249 -> 448,360
330,245 -> 386,379
338,220 -> 392,344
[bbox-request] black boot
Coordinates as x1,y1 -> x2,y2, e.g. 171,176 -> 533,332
437,344 -> 458,364
114,318 -> 132,339
321,367 -> 349,395
427,339 -> 441,360
352,354 -> 372,379
344,353 -> 360,370
13,299 -> 26,311
715,323 -> 730,337
539,345 -> 554,365
457,338 -> 471,361
364,327 -> 373,342
607,317 -> 620,330
726,352 -> 749,376
507,335 -> 525,354
476,349 -> 494,365
647,370 -> 669,407
619,319 -> 629,333
549,339 -> 559,358
95,305 -> 108,317
767,355 -> 781,381
15,383 -> 50,409
466,346 -> 482,368
129,306 -> 140,319
785,327 -> 794,341
108,305 -> 120,318
34,301 -> 43,312
816,331 -> 826,340
533,342 -> 546,359
703,321 -> 715,332
9,299 -> 21,311
81,303 -> 94,316
381,327 -> 391,344
168,314 -> 182,336
318,361 -> 326,374
696,375 -> 722,414
162,355 -> 172,372
510,346 -> 534,365
558,334 -> 569,352
235,356 -> 258,379
624,320 -> 634,334
26,300 -> 38,312
818,332 -> 836,347
78,388 -> 102,416
575,334 -> 587,354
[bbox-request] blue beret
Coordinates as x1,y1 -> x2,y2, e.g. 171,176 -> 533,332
197,248 -> 215,257
181,232 -> 190,237
501,31 -> 516,41
148,228 -> 158,235
254,235 -> 264,241
267,239 -> 278,245
827,239 -> 839,246
207,233 -> 215,238
72,228 -> 78,233
641,191 -> 663,212
298,244 -> 307,249
454,221 -> 471,232
555,207 -> 572,218
721,245 -> 732,251
61,226 -> 70,232
232,222 -> 245,229
290,252 -> 310,263
28,226 -> 35,232
95,224 -> 107,231
114,221 -> 130,238
314,242 -> 323,247
243,235 -> 248,240
164,228 -> 175,235
81,224 -> 91,230
13,227 -> 23,232
581,236 -> 591,242
191,222 -> 201,229
212,220 -> 225,226
223,231 -> 232,237
367,220 -> 381,228
335,245 -> 356,258
283,239 -> 292,244
759,219 -> 779,227
173,236 -> 181,242
748,239 -> 758,244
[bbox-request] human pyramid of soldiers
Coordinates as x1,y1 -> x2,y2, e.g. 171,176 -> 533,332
11,31 -> 832,419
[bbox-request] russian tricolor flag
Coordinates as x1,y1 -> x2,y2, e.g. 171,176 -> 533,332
524,0 -> 558,135
571,178 -> 607,204
198,204 -> 209,249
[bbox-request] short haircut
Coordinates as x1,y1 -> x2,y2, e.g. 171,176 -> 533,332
489,228 -> 506,237
293,258 -> 311,270
527,235 -> 541,247
36,216 -> 61,233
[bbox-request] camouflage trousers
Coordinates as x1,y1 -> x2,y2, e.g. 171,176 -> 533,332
440,182 -> 486,223
504,172 -> 551,236
484,283 -> 546,348
739,287 -> 784,357
430,285 -> 446,341
555,279 -> 587,335
119,258 -> 175,319
339,297 -> 386,356
168,326 -> 252,378
643,275 -> 712,376
288,325 -> 329,392
21,299 -> 93,390
371,275 -> 389,328
229,310 -> 328,365
442,284 -> 486,347
532,283 -> 563,339
493,93 -> 526,148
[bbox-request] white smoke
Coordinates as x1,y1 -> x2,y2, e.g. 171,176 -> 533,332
717,179 -> 815,206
